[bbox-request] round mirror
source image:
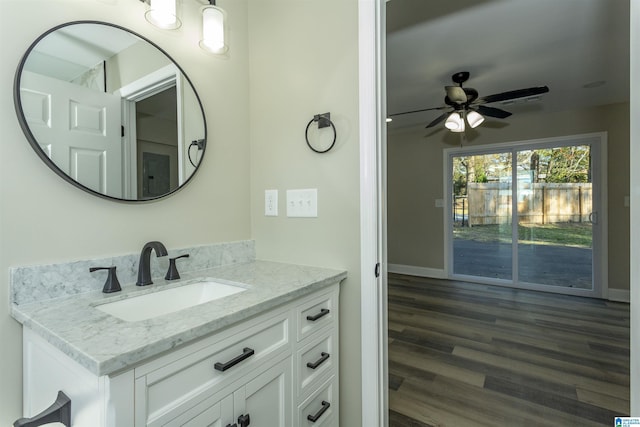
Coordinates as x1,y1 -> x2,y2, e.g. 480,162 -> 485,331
14,21 -> 207,202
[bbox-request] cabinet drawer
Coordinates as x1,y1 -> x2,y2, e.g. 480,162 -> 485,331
135,311 -> 290,426
297,375 -> 338,427
297,328 -> 336,400
296,289 -> 337,342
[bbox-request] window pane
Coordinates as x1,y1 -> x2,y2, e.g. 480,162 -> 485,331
516,146 -> 593,289
453,152 -> 513,280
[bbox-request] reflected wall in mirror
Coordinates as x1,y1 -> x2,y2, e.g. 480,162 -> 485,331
14,21 -> 207,202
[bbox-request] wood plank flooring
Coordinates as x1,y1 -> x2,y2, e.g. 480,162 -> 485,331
388,274 -> 630,427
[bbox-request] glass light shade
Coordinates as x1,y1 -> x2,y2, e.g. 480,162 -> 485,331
145,0 -> 181,30
466,110 -> 485,128
445,112 -> 464,132
200,5 -> 228,54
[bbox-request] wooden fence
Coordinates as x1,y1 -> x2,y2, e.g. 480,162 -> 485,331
463,182 -> 592,226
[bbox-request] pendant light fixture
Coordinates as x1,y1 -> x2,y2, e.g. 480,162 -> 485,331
199,0 -> 228,54
143,0 -> 182,30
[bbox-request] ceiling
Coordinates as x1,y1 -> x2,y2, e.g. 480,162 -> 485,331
386,0 -> 630,130
25,24 -> 140,82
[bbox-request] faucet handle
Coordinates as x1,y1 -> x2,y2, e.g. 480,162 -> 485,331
90,266 -> 122,293
165,254 -> 190,280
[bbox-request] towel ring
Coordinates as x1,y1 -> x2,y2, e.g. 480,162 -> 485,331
305,112 -> 336,153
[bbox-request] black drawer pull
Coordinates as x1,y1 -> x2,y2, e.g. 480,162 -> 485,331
307,400 -> 330,423
306,308 -> 330,322
306,352 -> 330,369
214,347 -> 255,372
225,424 -> 237,427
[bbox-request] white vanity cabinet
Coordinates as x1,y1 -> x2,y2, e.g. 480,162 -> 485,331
159,357 -> 292,427
22,283 -> 339,427
294,288 -> 339,426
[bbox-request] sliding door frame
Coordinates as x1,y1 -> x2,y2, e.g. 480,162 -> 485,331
443,132 -> 608,298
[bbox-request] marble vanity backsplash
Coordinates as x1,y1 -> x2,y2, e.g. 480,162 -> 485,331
10,240 -> 255,306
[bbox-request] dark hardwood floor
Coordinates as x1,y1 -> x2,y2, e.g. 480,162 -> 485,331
387,273 -> 630,427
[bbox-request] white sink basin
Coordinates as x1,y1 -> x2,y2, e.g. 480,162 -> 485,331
96,280 -> 246,322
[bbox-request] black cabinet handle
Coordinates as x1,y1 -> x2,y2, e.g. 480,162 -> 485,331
307,400 -> 330,423
306,308 -> 330,321
238,413 -> 251,427
214,347 -> 255,372
306,352 -> 330,369
225,424 -> 237,427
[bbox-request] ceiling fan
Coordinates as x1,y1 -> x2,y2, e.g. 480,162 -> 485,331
389,71 -> 550,132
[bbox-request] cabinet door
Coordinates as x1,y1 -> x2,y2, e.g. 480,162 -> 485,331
162,394 -> 234,427
179,401 -> 223,427
233,358 -> 292,427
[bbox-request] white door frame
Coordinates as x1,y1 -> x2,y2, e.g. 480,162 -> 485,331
359,0 -> 388,426
443,132 -> 608,299
630,0 -> 639,414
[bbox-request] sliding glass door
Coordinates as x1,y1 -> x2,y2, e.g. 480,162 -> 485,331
448,134 -> 603,297
452,151 -> 513,281
516,146 -> 593,288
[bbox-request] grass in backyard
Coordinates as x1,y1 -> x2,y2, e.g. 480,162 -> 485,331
453,222 -> 592,248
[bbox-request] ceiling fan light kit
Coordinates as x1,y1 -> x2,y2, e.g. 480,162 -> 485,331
445,112 -> 464,132
389,71 -> 549,132
466,110 -> 484,128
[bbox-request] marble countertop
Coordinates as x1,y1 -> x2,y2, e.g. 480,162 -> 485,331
11,260 -> 347,376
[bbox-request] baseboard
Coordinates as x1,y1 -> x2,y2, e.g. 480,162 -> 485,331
608,288 -> 630,303
388,264 -> 447,279
387,264 -> 628,302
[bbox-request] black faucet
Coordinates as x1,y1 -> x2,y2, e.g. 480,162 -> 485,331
136,241 -> 168,286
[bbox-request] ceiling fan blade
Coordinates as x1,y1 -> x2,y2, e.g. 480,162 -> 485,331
388,105 -> 447,117
425,112 -> 449,128
476,105 -> 512,119
445,86 -> 467,103
477,86 -> 549,104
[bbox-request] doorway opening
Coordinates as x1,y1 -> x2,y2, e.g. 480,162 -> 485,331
135,87 -> 179,199
117,64 -> 185,200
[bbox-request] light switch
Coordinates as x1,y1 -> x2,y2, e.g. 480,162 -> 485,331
435,199 -> 444,208
624,196 -> 630,208
265,189 -> 278,216
286,189 -> 318,217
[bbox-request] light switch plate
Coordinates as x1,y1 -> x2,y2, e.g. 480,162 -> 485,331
265,189 -> 278,216
286,189 -> 318,217
435,199 -> 444,208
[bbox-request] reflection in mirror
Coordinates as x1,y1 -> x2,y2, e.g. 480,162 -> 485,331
14,21 -> 207,202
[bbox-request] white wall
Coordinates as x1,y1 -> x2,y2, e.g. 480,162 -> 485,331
0,0 -> 251,422
247,0 -> 362,425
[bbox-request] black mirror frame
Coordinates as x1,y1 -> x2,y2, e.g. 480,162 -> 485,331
13,20 -> 208,203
